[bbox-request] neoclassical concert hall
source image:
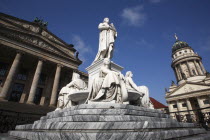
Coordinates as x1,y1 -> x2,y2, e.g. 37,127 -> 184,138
0,13 -> 87,108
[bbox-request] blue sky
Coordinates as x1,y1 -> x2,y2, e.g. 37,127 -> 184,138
1,0 -> 210,105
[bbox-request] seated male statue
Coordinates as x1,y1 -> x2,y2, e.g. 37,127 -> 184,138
56,73 -> 87,110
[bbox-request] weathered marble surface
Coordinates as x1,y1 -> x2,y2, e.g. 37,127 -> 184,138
9,103 -> 210,140
9,129 -> 209,140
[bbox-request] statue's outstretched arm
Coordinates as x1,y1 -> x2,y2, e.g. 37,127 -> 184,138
66,81 -> 75,88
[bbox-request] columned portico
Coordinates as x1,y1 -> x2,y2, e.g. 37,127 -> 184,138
26,59 -> 43,104
166,35 -> 210,123
0,52 -> 22,101
49,64 -> 62,107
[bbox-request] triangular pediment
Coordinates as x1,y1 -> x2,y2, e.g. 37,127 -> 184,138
167,82 -> 210,98
0,13 -> 79,62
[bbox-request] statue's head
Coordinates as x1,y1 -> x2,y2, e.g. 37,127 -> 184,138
103,17 -> 109,23
72,72 -> 80,80
103,58 -> 110,65
125,71 -> 133,78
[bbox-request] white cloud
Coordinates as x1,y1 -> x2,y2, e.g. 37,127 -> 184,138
136,38 -> 154,49
121,5 -> 146,27
72,35 -> 92,62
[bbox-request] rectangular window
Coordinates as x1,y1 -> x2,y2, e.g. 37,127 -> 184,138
0,62 -> 8,76
9,83 -> 25,102
34,87 -> 43,105
38,74 -> 47,85
203,100 -> 210,105
182,103 -> 187,107
16,68 -> 28,81
173,104 -> 177,108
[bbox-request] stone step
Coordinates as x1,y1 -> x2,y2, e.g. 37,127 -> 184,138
9,128 -> 207,140
47,103 -> 162,116
16,121 -> 196,130
36,115 -> 176,123
41,108 -> 168,120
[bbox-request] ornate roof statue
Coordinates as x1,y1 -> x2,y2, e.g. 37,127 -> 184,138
33,17 -> 48,27
174,33 -> 179,41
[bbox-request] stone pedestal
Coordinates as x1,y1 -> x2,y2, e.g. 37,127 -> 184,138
9,103 -> 210,140
86,59 -> 123,90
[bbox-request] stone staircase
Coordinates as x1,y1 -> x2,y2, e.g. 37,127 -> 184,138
9,103 -> 210,140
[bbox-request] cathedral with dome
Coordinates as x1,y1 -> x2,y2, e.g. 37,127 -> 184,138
165,34 -> 210,122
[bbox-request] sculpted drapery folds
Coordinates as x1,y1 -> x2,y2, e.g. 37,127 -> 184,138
56,73 -> 87,110
88,58 -> 128,103
94,18 -> 117,62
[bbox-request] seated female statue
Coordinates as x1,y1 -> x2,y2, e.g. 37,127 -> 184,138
125,71 -> 153,108
56,73 -> 87,110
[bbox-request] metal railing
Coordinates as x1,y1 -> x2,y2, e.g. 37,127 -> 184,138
170,107 -> 210,130
0,109 -> 45,133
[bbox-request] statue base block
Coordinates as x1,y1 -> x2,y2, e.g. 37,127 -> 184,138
86,59 -> 123,89
9,103 -> 210,140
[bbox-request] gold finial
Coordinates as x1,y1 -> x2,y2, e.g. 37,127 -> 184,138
174,33 -> 178,41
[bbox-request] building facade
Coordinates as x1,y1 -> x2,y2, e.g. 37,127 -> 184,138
165,35 -> 210,123
0,13 -> 87,108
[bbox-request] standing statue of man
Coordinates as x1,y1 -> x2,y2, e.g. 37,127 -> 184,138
94,18 -> 117,62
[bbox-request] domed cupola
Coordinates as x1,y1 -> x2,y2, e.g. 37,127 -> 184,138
171,34 -> 206,85
172,40 -> 192,53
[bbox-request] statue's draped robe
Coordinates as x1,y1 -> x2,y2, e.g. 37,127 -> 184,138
125,77 -> 136,91
138,86 -> 153,108
94,23 -> 116,61
58,79 -> 87,108
89,70 -> 123,103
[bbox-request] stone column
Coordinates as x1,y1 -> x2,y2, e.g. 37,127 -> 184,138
0,52 -> 22,101
173,67 -> 179,81
177,100 -> 182,114
49,64 -> 62,107
186,61 -> 192,76
186,98 -> 194,115
178,64 -> 183,79
193,60 -> 202,75
199,61 -> 206,74
175,66 -> 182,81
26,60 -> 43,104
168,101 -> 175,119
197,96 -> 204,109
